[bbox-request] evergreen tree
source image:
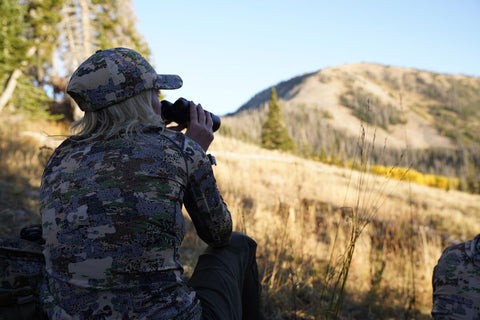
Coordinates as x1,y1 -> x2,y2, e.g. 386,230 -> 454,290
261,87 -> 295,151
26,0 -> 66,86
0,0 -> 29,112
0,0 -> 28,78
93,0 -> 150,55
0,0 -> 64,116
56,0 -> 150,119
57,0 -> 149,77
0,0 -> 150,119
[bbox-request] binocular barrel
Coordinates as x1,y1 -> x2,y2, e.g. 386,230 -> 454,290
161,98 -> 221,132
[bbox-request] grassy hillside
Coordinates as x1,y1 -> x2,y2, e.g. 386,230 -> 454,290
1,113 -> 479,319
220,64 -> 480,190
207,135 -> 479,319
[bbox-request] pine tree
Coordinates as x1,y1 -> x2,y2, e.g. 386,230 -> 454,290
0,0 -> 64,115
0,0 -> 150,118
261,87 -> 295,151
57,0 -> 149,76
0,0 -> 29,113
0,0 -> 28,77
56,0 -> 150,119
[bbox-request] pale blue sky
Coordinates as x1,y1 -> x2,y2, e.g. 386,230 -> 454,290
133,1 -> 480,115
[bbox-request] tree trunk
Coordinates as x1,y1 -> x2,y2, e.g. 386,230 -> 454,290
79,0 -> 92,57
0,69 -> 22,113
0,47 -> 36,113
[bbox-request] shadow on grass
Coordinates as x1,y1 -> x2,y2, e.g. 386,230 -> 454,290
0,126 -> 50,237
0,175 -> 41,238
259,281 -> 432,320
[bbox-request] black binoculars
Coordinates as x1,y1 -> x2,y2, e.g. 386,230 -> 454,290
161,98 -> 221,132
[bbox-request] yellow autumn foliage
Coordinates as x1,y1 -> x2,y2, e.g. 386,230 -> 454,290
370,165 -> 460,190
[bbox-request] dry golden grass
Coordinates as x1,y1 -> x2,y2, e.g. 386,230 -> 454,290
0,114 -> 68,235
1,114 -> 479,319
202,134 -> 479,319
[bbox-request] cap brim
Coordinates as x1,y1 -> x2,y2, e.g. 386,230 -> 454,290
156,74 -> 183,90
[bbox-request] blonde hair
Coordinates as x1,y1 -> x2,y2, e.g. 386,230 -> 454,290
71,90 -> 164,141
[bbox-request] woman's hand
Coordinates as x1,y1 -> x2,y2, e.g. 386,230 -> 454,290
185,101 -> 214,151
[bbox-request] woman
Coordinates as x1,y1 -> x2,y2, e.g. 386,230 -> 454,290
40,47 -> 262,320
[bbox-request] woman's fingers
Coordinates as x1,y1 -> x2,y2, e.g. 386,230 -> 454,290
197,104 -> 206,125
189,101 -> 213,129
186,101 -> 214,151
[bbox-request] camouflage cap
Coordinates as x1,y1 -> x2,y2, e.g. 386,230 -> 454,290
66,47 -> 183,111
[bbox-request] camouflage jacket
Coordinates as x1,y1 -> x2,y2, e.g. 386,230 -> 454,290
40,126 -> 232,319
432,234 -> 480,319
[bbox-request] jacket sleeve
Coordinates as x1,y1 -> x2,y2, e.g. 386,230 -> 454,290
182,140 -> 232,247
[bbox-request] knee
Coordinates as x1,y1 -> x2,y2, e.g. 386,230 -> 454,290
230,232 -> 257,251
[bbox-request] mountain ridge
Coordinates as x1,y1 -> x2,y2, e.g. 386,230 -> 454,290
220,63 -> 480,185
227,63 -> 480,148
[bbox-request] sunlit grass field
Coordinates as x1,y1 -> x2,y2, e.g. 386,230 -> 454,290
1,114 -> 479,319
207,134 -> 479,319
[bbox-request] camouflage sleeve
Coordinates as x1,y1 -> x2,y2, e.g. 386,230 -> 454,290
182,139 -> 232,247
432,235 -> 480,319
